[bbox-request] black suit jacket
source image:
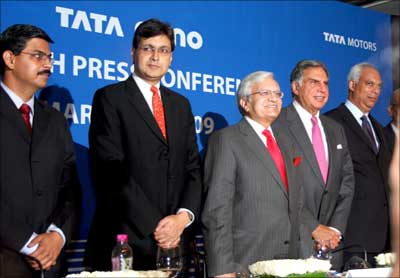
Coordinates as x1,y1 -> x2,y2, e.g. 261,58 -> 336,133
0,87 -> 80,274
384,122 -> 395,155
325,103 -> 391,253
85,76 -> 202,270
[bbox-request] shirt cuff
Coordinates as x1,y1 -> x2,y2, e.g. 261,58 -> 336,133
20,232 -> 39,255
47,223 -> 66,247
177,208 -> 195,228
329,226 -> 343,239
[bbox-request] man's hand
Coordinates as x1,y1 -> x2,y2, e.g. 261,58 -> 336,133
26,231 -> 64,270
312,224 -> 341,249
154,212 -> 190,249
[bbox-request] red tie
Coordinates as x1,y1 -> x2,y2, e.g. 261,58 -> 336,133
151,85 -> 167,139
19,103 -> 32,135
262,129 -> 288,192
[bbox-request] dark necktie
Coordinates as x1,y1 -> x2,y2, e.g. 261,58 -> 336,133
361,115 -> 378,154
311,116 -> 328,183
151,85 -> 167,139
262,129 -> 288,192
19,103 -> 32,135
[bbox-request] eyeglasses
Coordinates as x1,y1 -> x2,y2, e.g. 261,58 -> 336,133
138,45 -> 171,55
19,51 -> 53,64
250,90 -> 284,99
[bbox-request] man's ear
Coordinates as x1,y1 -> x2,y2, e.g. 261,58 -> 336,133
291,81 -> 300,96
348,80 -> 356,92
131,48 -> 136,64
239,98 -> 249,113
2,50 -> 15,70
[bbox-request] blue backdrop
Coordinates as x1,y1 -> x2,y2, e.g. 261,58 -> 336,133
1,0 -> 394,273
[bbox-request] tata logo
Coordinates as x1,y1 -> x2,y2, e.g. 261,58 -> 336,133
56,6 -> 124,37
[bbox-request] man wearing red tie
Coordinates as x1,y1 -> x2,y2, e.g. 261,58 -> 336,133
0,24 -> 81,278
85,18 -> 202,273
202,71 -> 304,277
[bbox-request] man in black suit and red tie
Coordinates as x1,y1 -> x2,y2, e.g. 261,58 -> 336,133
85,18 -> 202,273
326,62 -> 392,268
0,24 -> 81,278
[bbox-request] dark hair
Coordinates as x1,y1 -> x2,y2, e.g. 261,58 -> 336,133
0,24 -> 53,75
132,18 -> 175,51
290,59 -> 329,85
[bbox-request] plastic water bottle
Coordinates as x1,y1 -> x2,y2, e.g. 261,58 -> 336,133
111,234 -> 133,271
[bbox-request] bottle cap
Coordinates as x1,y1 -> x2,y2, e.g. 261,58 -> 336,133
116,234 -> 128,242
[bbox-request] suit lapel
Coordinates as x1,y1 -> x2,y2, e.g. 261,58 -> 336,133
31,100 -> 50,150
238,119 -> 288,197
0,88 -> 31,143
338,104 -> 376,153
285,105 -> 324,184
124,77 -> 167,145
160,87 -> 174,145
320,116 -> 336,187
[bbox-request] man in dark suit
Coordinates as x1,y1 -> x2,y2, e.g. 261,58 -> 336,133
273,60 -> 354,270
325,62 -> 391,267
384,88 -> 399,154
202,71 -> 304,277
85,18 -> 202,272
0,24 -> 81,278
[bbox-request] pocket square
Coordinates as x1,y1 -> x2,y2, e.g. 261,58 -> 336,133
293,156 -> 302,166
337,144 -> 343,149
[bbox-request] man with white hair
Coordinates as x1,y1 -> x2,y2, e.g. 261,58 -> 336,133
326,62 -> 392,267
202,71 -> 304,277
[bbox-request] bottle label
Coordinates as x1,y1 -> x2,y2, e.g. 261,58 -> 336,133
112,257 -> 133,271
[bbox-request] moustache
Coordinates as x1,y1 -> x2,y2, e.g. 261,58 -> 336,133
38,70 -> 52,76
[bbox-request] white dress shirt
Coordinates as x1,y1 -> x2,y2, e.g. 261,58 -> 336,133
293,100 -> 329,162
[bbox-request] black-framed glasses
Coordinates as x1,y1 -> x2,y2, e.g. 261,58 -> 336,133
250,90 -> 284,99
19,51 -> 53,64
138,45 -> 171,55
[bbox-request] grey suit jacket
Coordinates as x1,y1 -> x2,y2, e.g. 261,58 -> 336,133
273,104 -> 354,258
202,118 -> 304,276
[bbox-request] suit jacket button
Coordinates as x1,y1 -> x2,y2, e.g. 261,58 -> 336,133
36,190 -> 43,196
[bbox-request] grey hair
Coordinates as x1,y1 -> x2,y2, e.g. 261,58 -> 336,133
290,60 -> 329,86
236,71 -> 274,115
347,62 -> 378,83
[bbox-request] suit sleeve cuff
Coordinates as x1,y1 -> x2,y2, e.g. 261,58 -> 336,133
20,232 -> 39,255
47,223 -> 66,247
177,208 -> 194,228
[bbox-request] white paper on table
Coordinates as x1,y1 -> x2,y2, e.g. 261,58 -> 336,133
345,267 -> 392,277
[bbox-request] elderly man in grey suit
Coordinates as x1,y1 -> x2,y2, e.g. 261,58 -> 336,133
202,71 -> 305,277
273,60 -> 354,270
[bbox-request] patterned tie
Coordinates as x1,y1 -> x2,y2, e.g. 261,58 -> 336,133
19,103 -> 32,135
361,115 -> 378,154
151,85 -> 167,139
262,129 -> 288,192
311,116 -> 328,183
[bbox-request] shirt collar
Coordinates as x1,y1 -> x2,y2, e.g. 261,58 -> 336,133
345,99 -> 366,122
132,73 -> 160,93
293,100 -> 320,121
0,81 -> 34,114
